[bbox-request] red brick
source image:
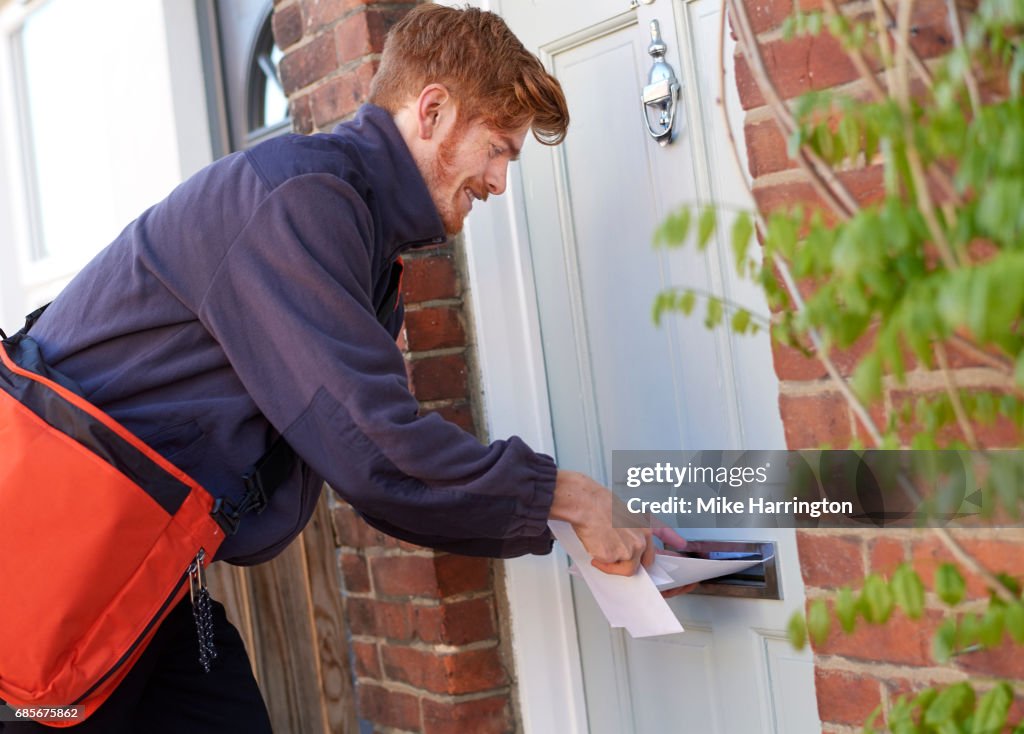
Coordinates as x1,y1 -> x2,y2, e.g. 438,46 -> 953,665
348,597 -> 414,639
414,598 -> 497,645
272,3 -> 304,49
745,119 -> 795,178
435,554 -> 492,596
335,7 -> 409,62
735,0 -> 952,110
403,254 -> 460,303
421,695 -> 513,734
955,643 -> 1024,681
280,33 -> 338,94
868,535 -> 906,577
332,503 -> 390,548
771,324 -> 882,382
772,339 -> 827,381
797,531 -> 863,588
310,60 -> 378,128
382,645 -> 508,694
890,387 -> 1023,449
752,165 -> 886,220
290,92 -> 313,134
351,640 -> 382,678
735,33 -> 857,110
303,0 -> 400,31
371,555 -> 443,597
779,392 -> 852,449
422,401 -> 477,434
815,607 -> 942,665
408,354 -> 469,401
913,535 -> 1024,600
815,668 -> 883,726
956,536 -> 1024,582
404,307 -> 466,352
743,0 -> 830,35
357,683 -> 421,731
340,552 -> 371,593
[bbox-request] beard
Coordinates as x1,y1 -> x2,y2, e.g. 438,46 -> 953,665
425,123 -> 469,236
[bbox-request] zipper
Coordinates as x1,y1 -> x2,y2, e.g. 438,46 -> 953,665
70,550 -> 207,706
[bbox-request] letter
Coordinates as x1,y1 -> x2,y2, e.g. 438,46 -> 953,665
756,465 -> 768,482
626,466 -> 641,488
697,497 -> 716,513
749,497 -> 765,513
628,497 -> 643,512
673,466 -> 686,488
641,466 -> 654,483
694,466 -> 715,483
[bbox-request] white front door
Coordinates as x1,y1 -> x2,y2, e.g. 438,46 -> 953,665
460,0 -> 820,731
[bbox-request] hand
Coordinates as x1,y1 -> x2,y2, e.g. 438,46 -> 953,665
650,523 -> 699,598
550,471 -> 684,578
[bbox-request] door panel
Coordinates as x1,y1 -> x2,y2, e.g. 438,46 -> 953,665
496,0 -> 818,731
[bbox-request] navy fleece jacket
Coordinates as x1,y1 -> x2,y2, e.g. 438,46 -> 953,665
30,105 -> 557,564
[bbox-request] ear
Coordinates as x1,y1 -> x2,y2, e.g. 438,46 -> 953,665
415,84 -> 453,141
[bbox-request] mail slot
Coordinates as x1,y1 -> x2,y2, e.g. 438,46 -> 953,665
683,540 -> 781,600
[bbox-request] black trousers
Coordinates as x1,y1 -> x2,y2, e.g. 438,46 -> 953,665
2,598 -> 272,733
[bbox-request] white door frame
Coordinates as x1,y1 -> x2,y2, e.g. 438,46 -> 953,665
462,160 -> 591,733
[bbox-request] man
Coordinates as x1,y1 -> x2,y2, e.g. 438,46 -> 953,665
5,5 -> 684,731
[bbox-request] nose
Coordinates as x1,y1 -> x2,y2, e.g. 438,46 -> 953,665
484,158 -> 509,196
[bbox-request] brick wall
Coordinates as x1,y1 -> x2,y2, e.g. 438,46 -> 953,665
272,2 -> 517,731
734,0 -> 1024,730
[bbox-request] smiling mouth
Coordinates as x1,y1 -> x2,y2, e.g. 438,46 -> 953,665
464,186 -> 486,210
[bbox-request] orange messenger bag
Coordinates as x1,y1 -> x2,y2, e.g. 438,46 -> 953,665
0,308 -> 292,726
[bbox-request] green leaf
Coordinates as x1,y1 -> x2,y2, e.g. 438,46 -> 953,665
836,586 -> 859,633
852,351 -> 884,404
654,208 -> 692,248
935,563 -> 966,606
807,598 -> 831,646
891,564 -> 925,619
839,115 -> 860,164
704,297 -> 723,329
697,206 -> 717,250
958,612 -> 982,649
787,610 -> 808,650
677,290 -> 697,315
861,574 -> 894,624
933,618 -> 957,663
923,682 -> 975,728
731,308 -> 752,334
971,683 -> 1012,734
731,212 -> 754,276
1005,602 -> 1024,643
978,604 -> 1005,648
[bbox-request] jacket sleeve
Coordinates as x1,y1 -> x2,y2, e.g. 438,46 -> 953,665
197,173 -> 557,551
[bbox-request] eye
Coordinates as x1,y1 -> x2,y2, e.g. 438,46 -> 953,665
489,144 -> 504,159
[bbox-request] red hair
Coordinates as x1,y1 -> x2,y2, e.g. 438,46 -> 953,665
368,4 -> 569,145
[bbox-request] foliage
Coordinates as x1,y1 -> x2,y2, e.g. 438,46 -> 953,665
653,0 -> 1024,729
653,0 -> 1024,452
786,563 -> 1024,733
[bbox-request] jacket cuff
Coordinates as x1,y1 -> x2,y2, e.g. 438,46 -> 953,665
504,444 -> 558,538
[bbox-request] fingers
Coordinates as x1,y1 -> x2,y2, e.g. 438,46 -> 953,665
661,582 -> 699,599
652,524 -> 688,552
587,527 -> 651,575
641,533 -> 656,569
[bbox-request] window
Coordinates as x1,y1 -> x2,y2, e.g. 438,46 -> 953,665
248,16 -> 289,140
9,0 -> 183,265
199,0 -> 291,154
